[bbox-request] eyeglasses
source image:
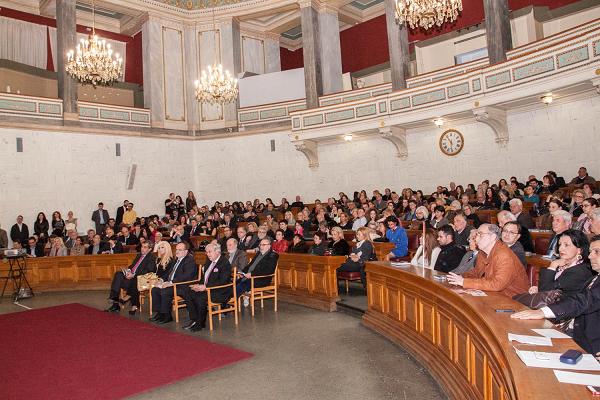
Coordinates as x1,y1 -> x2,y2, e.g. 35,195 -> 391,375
502,229 -> 519,236
475,231 -> 494,237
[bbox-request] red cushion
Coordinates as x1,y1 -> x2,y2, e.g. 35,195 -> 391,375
338,271 -> 361,280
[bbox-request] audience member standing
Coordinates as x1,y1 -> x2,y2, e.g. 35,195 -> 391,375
10,215 -> 29,247
91,202 -> 110,235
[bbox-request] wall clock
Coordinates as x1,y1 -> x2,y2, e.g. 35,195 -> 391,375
439,129 -> 464,156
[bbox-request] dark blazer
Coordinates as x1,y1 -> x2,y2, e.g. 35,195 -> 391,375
87,242 -> 109,255
518,225 -> 535,253
104,241 -> 124,254
238,234 -> 259,250
34,220 -> 49,239
187,225 -> 201,237
91,209 -> 110,231
455,225 -> 474,248
26,243 -> 44,257
516,212 -> 534,230
116,206 -> 126,226
508,241 -> 527,268
129,253 -> 157,276
164,254 -> 199,283
434,243 -> 466,273
228,249 -> 248,274
242,250 -> 279,287
548,276 -> 600,354
10,223 -> 29,245
308,243 -> 326,256
539,262 -> 595,298
202,256 -> 233,303
118,235 -> 139,245
289,242 -> 308,253
328,239 -> 350,256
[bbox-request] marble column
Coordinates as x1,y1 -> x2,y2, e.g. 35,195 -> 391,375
56,0 -> 78,119
300,1 -> 322,109
220,17 -> 242,127
384,0 -> 410,90
483,0 -> 513,64
184,24 -> 200,133
318,6 -> 343,95
142,16 -> 165,127
264,33 -> 282,74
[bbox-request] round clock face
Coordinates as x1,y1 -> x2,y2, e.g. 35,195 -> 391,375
439,129 -> 464,156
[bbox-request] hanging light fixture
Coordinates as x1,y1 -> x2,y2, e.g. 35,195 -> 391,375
195,9 -> 238,105
65,0 -> 122,86
395,0 -> 463,30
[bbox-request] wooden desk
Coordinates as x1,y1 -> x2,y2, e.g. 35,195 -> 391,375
363,262 -> 588,400
276,253 -> 345,311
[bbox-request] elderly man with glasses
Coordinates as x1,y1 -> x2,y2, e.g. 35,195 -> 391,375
447,224 -> 529,297
235,238 -> 279,307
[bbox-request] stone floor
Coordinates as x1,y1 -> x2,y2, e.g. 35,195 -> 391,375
1,291 -> 446,400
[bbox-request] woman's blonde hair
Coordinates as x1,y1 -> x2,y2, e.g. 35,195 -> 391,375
356,226 -> 373,243
330,226 -> 343,238
156,240 -> 173,269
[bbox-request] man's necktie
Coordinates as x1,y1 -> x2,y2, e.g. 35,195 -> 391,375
131,254 -> 146,275
204,261 -> 216,284
169,258 -> 182,281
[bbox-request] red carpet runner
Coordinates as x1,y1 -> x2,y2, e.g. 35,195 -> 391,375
0,303 -> 252,399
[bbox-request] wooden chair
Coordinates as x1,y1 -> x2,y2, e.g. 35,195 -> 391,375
337,271 -> 361,294
242,269 -> 278,317
206,267 -> 239,331
172,271 -> 202,323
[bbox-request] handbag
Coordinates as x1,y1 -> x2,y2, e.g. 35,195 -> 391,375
137,272 -> 159,291
512,289 -> 563,309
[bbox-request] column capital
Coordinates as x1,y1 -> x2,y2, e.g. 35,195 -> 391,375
592,75 -> 600,95
294,140 -> 319,168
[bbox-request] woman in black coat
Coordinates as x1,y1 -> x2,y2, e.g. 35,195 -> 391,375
529,230 -> 594,299
34,212 -> 49,243
328,227 -> 349,256
308,232 -> 327,256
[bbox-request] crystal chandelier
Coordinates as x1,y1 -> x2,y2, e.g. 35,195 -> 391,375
194,63 -> 239,105
65,0 -> 122,86
195,9 -> 238,105
395,0 -> 463,30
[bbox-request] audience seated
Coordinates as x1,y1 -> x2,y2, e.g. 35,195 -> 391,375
150,242 -> 198,324
572,198 -> 598,234
410,228 -> 440,268
500,221 -> 527,268
289,234 -> 308,253
451,230 -> 478,274
528,230 -> 594,299
272,230 -> 289,254
434,225 -> 466,273
510,199 -> 534,229
235,238 -> 279,307
183,243 -> 232,332
547,210 -> 572,258
308,232 -> 327,256
26,236 -> 44,257
570,166 -> 596,186
512,235 -> 600,358
497,210 -> 534,253
447,224 -> 529,297
328,227 -> 350,256
48,235 -> 68,257
337,227 -> 374,285
385,216 -> 408,260
105,242 -> 156,314
452,212 -> 473,248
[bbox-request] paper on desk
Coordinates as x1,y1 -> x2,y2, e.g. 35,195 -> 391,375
465,289 -> 487,296
553,370 -> 600,386
508,333 -> 552,346
514,349 -> 600,371
390,262 -> 411,268
531,329 -> 572,339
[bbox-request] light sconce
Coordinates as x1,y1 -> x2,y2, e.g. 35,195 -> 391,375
433,118 -> 445,127
541,93 -> 554,105
344,134 -> 353,142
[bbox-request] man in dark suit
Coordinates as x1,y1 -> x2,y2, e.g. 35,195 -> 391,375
510,199 -> 534,229
183,243 -> 233,331
103,236 -> 124,254
105,242 -> 156,313
10,215 -> 29,247
115,200 -> 129,228
91,202 -> 110,235
26,236 -> 44,257
87,234 -> 108,255
226,237 -> 248,274
118,226 -> 139,245
63,229 -> 79,250
512,235 -> 600,356
0,224 -> 7,249
546,210 -> 571,258
150,242 -> 198,323
235,238 -> 279,305
453,213 -> 474,248
186,219 -> 200,237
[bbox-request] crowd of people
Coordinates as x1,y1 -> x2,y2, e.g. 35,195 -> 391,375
2,167 -> 600,348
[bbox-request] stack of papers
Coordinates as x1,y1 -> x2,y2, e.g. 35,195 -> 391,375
508,333 -> 552,346
553,370 -> 600,385
531,329 -> 571,339
514,349 -> 600,371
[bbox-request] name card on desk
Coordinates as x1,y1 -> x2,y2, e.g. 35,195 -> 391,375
515,349 -> 600,371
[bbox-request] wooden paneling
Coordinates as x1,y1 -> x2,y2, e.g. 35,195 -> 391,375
362,261 -> 588,400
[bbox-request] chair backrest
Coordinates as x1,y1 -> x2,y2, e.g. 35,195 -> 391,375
534,236 -> 551,255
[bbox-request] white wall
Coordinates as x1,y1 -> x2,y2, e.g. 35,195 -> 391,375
238,68 -> 306,107
0,129 -> 195,237
543,5 -> 600,37
1,96 -> 599,244
194,95 -> 600,203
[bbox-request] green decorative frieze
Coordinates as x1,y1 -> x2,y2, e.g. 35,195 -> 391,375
378,102 -> 387,113
79,107 -> 99,118
38,103 -> 62,115
513,57 -> 554,81
303,114 -> 324,127
260,108 -> 287,120
447,82 -> 470,98
293,118 -> 300,129
485,70 -> 511,88
390,97 -> 410,111
100,109 -> 130,121
325,109 -> 355,123
0,98 -> 36,113
472,79 -> 481,92
287,104 -> 306,113
131,112 -> 150,123
411,89 -> 446,107
356,104 -> 377,118
239,111 -> 259,122
556,46 -> 589,68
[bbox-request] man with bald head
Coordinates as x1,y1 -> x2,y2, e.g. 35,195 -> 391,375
183,243 -> 232,332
